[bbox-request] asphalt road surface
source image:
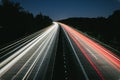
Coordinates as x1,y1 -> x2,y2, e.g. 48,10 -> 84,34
0,22 -> 120,80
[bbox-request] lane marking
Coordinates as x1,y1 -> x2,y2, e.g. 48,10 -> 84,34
0,23 -> 57,77
61,27 -> 89,80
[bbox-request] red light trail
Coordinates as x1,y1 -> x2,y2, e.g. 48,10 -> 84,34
59,22 -> 120,80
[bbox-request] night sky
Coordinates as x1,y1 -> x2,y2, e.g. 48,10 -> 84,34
10,0 -> 120,20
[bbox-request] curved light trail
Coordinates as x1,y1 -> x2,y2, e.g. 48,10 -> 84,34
0,22 -> 59,80
0,22 -> 120,80
59,22 -> 120,80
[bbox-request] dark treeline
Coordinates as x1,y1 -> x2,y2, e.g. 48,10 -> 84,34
59,10 -> 120,51
0,0 -> 52,46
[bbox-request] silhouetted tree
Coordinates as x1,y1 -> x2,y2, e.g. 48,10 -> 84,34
107,10 -> 120,47
0,0 -> 52,46
34,13 -> 52,29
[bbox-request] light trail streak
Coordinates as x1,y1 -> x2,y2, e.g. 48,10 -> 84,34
67,31 -> 104,80
59,22 -> 120,79
62,27 -> 89,80
0,25 -> 54,69
0,22 -> 59,78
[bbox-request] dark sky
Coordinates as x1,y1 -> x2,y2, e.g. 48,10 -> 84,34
10,0 -> 120,20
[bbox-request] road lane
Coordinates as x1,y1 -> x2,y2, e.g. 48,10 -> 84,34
12,31 -> 55,80
0,25 -> 53,62
22,24 -> 59,80
61,25 -> 89,80
0,23 -> 56,69
0,22 -> 59,80
1,22 -> 120,80
59,22 -> 120,80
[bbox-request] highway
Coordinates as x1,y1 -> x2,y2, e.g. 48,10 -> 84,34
59,23 -> 120,80
0,22 -> 120,80
0,22 -> 59,80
